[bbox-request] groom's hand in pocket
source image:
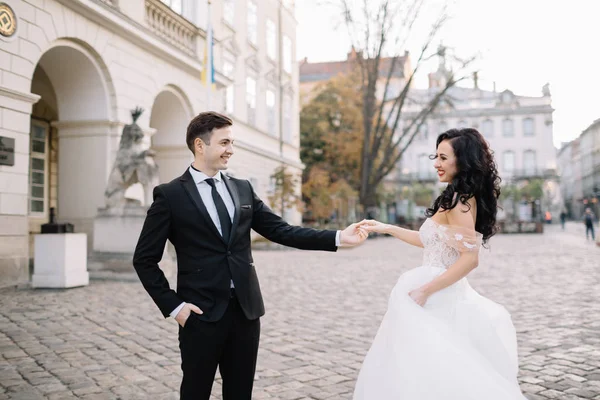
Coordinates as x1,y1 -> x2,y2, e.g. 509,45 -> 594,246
175,303 -> 203,327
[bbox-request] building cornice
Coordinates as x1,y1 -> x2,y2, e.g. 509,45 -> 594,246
0,86 -> 41,104
404,105 -> 554,119
51,119 -> 121,129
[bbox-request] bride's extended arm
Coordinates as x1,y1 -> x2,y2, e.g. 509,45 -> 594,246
359,220 -> 423,248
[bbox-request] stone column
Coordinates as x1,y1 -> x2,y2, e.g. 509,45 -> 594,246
51,119 -> 122,249
0,87 -> 40,287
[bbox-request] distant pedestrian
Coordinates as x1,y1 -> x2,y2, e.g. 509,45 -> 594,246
583,208 -> 595,241
559,210 -> 567,230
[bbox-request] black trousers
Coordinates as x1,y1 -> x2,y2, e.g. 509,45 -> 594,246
178,291 -> 261,400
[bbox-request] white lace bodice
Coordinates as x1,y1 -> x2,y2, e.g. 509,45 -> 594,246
419,218 -> 481,269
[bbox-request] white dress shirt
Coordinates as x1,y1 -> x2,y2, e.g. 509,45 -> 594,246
188,167 -> 236,235
171,166 -> 342,319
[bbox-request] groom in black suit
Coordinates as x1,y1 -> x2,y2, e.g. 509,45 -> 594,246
133,111 -> 366,399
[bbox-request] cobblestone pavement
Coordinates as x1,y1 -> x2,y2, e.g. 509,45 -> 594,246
1,223 -> 599,400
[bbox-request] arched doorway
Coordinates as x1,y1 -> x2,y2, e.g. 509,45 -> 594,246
149,85 -> 193,183
29,39 -> 116,252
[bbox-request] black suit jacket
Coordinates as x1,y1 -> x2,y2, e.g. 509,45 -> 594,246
133,169 -> 338,322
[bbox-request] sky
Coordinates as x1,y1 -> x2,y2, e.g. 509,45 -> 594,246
295,0 -> 599,148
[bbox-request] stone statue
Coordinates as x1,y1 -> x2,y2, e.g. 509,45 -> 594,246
104,107 -> 159,208
542,83 -> 551,97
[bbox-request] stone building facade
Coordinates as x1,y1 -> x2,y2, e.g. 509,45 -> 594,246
0,0 -> 301,287
558,119 -> 600,219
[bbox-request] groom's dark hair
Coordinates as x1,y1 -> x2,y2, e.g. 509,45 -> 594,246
186,111 -> 233,154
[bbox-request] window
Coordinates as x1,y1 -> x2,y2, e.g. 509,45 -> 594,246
283,95 -> 292,143
481,119 -> 493,137
267,19 -> 277,60
222,57 -> 234,79
384,84 -> 399,100
247,1 -> 257,45
224,85 -> 234,115
503,151 -> 515,173
29,122 -> 48,215
502,119 -> 514,137
223,56 -> 235,114
523,150 -> 536,175
160,0 -> 197,22
224,0 -> 235,25
523,117 -> 535,136
283,35 -> 292,74
161,0 -> 182,14
266,89 -> 276,136
246,76 -> 257,125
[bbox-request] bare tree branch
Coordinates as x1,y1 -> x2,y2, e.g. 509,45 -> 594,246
335,0 -> 476,208
369,10 -> 447,173
374,0 -> 424,101
376,72 -> 474,184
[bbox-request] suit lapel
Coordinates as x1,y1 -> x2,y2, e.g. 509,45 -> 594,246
179,169 -> 227,245
222,174 -> 241,246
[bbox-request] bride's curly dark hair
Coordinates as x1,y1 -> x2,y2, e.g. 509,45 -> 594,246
425,128 -> 501,244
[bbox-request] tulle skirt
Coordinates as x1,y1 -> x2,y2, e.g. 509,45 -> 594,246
353,266 -> 527,400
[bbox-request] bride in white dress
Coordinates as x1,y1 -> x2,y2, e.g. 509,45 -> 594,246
355,128 -> 527,399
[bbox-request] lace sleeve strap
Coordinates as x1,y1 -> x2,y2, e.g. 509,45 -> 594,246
435,223 -> 483,253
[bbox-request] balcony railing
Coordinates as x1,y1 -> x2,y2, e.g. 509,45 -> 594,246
145,0 -> 198,56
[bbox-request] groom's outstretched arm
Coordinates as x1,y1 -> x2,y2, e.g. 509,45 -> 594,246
248,181 -> 337,251
133,185 -> 183,318
248,181 -> 367,250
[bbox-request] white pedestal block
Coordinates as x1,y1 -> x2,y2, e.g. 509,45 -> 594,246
32,233 -> 89,288
93,205 -> 147,253
90,205 -> 176,285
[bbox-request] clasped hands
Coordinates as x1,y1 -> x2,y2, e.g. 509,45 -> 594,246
341,219 -> 431,307
339,219 -> 389,246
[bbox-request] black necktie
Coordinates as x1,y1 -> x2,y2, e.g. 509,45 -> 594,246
205,178 -> 232,242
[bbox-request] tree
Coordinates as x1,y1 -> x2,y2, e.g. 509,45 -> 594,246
337,0 -> 476,210
499,179 -> 545,221
521,179 -> 544,200
301,167 -> 334,224
300,70 -> 364,224
329,178 -> 358,225
300,69 -> 364,189
267,165 -> 301,216
301,167 -> 358,226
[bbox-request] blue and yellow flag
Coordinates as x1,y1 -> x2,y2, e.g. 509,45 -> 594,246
201,26 -> 215,88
